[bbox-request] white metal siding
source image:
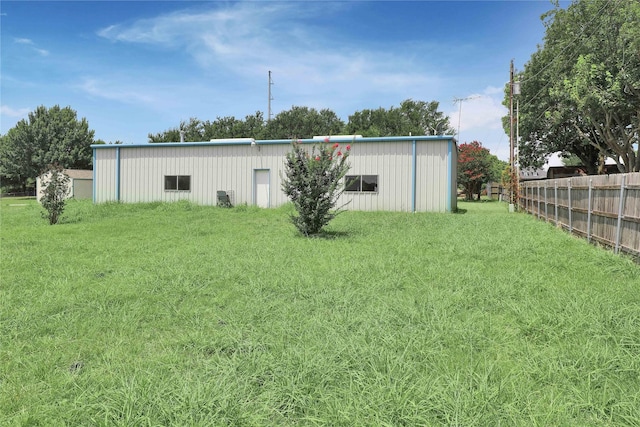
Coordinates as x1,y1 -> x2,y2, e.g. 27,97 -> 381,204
337,141 -> 413,212
94,149 -> 117,203
116,145 -> 289,206
92,137 -> 455,212
415,140 -> 448,212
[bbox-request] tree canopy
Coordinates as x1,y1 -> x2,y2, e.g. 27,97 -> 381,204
458,141 -> 504,200
0,105 -> 94,191
507,0 -> 640,173
148,99 -> 454,142
148,112 -> 268,143
264,106 -> 345,140
345,99 -> 454,137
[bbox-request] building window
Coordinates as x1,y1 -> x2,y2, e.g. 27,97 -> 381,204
164,175 -> 191,191
345,175 -> 378,192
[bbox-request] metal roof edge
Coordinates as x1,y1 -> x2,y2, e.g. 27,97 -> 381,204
91,135 -> 455,149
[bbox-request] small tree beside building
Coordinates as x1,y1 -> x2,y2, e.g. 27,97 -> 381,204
281,139 -> 351,236
40,164 -> 70,225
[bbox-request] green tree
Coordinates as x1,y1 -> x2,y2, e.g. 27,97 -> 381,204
0,128 -> 34,191
345,107 -> 404,136
149,112 -> 266,142
503,49 -> 603,174
264,106 -> 345,140
148,117 -> 204,142
565,0 -> 640,172
203,112 -> 266,140
281,139 -> 351,236
488,155 -> 508,184
508,0 -> 640,173
0,105 -> 94,191
346,99 -> 453,137
40,164 -> 69,225
399,99 -> 455,136
203,116 -> 244,140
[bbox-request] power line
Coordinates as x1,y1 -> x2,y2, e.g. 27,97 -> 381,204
517,0 -> 623,117
519,0 -> 617,86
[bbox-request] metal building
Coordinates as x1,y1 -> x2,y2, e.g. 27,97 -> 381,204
91,135 -> 457,212
36,169 -> 93,202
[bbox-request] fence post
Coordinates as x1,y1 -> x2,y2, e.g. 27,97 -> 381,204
537,184 -> 541,219
615,175 -> 627,254
587,179 -> 592,243
544,181 -> 548,222
568,178 -> 573,233
554,180 -> 558,226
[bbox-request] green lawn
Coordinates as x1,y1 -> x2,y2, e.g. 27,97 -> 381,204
1,198 -> 639,426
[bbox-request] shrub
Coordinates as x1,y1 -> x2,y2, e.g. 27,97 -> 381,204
40,164 -> 70,225
281,139 -> 351,235
501,165 -> 519,207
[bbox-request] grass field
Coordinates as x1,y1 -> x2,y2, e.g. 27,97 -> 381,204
1,197 -> 639,426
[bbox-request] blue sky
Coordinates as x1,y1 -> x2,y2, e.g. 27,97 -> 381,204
1,1 -> 563,161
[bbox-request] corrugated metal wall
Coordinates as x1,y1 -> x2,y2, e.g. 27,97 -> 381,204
92,137 -> 456,212
416,140 -> 449,212
337,140 -> 413,211
94,149 -> 117,203
116,144 -> 289,205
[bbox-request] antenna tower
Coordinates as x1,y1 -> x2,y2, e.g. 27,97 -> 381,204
452,95 -> 480,140
268,71 -> 274,122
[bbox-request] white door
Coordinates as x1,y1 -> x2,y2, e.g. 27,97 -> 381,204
254,169 -> 270,208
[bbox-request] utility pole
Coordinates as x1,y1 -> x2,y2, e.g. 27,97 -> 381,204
268,71 -> 274,122
509,59 -> 515,209
509,60 -> 514,183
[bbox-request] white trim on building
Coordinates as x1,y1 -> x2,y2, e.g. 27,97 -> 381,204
91,136 -> 457,212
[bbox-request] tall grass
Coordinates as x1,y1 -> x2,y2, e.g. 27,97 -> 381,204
1,198 -> 639,425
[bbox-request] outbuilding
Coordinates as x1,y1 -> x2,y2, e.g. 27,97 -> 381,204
36,169 -> 93,202
91,135 -> 457,213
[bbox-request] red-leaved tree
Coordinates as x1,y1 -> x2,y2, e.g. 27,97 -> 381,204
458,141 -> 494,201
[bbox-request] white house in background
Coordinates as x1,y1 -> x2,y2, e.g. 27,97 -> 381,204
91,135 -> 458,213
36,169 -> 93,202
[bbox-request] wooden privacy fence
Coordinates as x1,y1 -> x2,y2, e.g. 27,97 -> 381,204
519,173 -> 640,258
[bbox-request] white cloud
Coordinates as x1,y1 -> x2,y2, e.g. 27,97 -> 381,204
448,91 -> 507,134
77,78 -> 157,105
96,2 -> 443,111
446,88 -> 510,158
1,105 -> 30,118
34,48 -> 49,57
483,85 -> 505,96
99,5 -> 279,70
14,37 -> 49,56
87,2 -> 511,145
0,106 -> 30,132
14,37 -> 33,45
75,76 -> 231,118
